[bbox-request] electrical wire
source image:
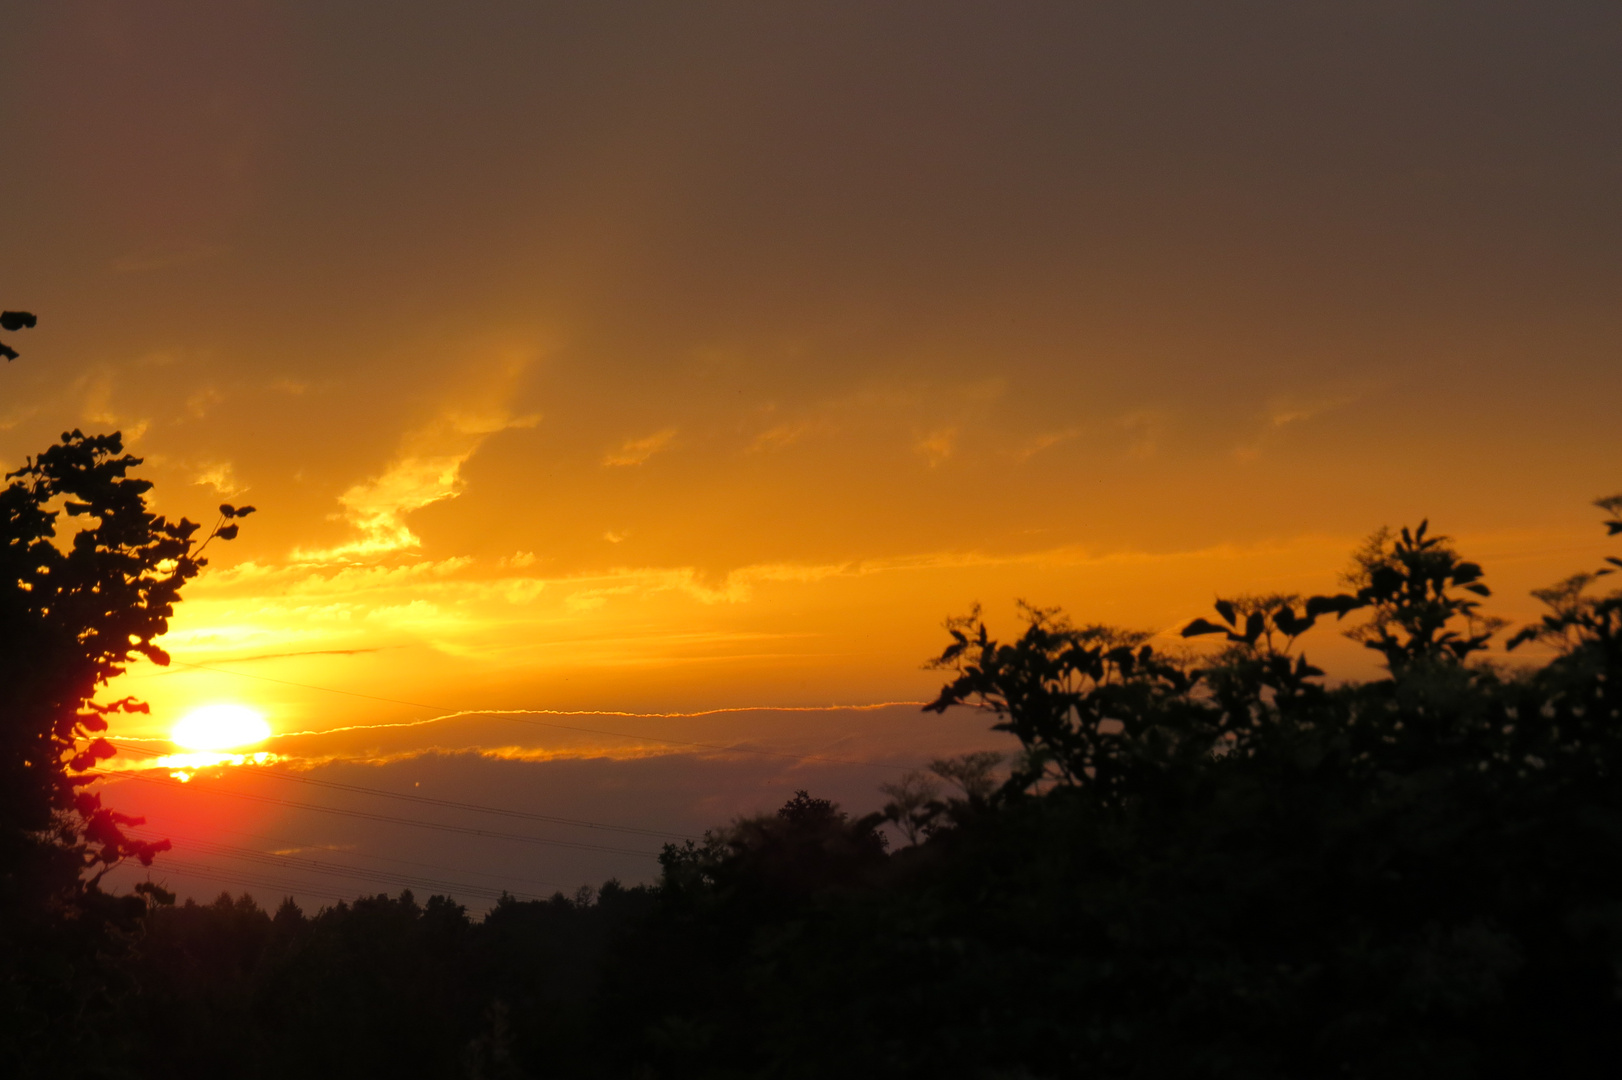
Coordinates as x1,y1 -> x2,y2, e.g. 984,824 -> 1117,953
123,827 -> 548,903
128,818 -> 579,895
95,768 -> 662,859
104,858 -> 349,906
107,740 -> 690,841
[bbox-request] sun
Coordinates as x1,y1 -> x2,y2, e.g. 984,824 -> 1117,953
171,704 -> 272,751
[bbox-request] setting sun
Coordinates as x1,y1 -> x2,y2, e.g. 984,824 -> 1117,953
171,704 -> 272,751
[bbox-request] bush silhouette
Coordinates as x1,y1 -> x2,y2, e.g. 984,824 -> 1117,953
589,503 -> 1622,1077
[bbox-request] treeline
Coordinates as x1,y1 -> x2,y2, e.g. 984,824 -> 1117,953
124,884 -> 656,1078
103,504 -> 1622,1078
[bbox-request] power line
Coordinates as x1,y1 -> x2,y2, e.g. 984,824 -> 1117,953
128,826 -> 544,899
124,827 -> 548,903
108,740 -> 690,841
105,858 -> 349,906
136,839 -> 512,902
129,818 -> 580,895
97,769 -> 662,859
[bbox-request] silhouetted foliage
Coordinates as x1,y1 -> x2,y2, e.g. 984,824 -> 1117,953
572,502 -> 1622,1076
0,309 -> 35,362
0,428 -> 247,1071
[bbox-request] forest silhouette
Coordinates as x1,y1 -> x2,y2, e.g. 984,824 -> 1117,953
3,403 -> 1621,1077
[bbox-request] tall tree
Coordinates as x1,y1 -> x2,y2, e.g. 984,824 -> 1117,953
0,428 -> 251,1069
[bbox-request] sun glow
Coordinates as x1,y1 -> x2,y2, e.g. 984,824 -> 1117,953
172,704 -> 272,751
159,751 -> 279,781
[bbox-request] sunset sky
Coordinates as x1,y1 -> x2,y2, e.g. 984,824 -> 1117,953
3,2 -> 1619,907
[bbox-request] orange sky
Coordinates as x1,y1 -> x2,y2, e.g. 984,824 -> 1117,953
2,1 -> 1618,907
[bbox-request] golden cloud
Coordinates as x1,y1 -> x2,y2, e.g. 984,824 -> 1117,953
292,409 -> 539,564
193,461 -> 243,497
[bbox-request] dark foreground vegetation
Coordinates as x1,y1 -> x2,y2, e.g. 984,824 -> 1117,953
4,418 -> 1621,1078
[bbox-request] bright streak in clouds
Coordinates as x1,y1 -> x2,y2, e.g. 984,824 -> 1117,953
172,704 -> 272,751
292,404 -> 541,564
162,751 -> 280,782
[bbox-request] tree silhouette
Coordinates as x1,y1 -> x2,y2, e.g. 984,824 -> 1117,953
0,428 -> 250,1068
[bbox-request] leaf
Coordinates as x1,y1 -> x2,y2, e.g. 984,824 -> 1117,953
1463,583 -> 1491,597
219,504 -> 236,518
0,311 -> 37,331
1274,606 -> 1314,637
1242,612 -> 1265,643
216,523 -> 239,540
0,344 -> 17,362
1306,594 -> 1359,618
234,505 -> 257,517
1214,599 -> 1236,626
1182,618 -> 1230,638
